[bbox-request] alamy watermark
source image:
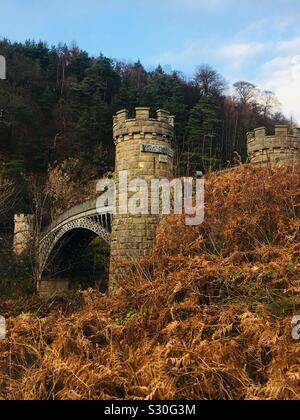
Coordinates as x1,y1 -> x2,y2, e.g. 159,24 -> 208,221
96,171 -> 204,226
0,55 -> 6,80
291,316 -> 300,341
0,316 -> 6,340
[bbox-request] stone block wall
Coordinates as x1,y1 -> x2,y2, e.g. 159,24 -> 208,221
109,108 -> 175,288
13,214 -> 34,255
37,279 -> 69,298
247,125 -> 300,164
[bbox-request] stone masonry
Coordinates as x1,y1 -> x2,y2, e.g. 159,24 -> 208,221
15,114 -> 300,296
247,125 -> 300,164
37,279 -> 70,298
109,107 -> 175,288
13,214 -> 34,256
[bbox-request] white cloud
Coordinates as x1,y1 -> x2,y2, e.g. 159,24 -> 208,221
260,54 -> 300,124
145,40 -> 210,69
220,42 -> 265,68
146,25 -> 300,124
277,36 -> 300,53
148,40 -> 266,71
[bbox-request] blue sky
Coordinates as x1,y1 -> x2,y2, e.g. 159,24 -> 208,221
0,0 -> 300,122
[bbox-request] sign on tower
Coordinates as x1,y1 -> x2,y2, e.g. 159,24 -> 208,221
0,55 -> 6,80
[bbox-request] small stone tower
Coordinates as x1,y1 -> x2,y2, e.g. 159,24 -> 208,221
109,107 -> 175,288
13,214 -> 34,255
247,125 -> 300,164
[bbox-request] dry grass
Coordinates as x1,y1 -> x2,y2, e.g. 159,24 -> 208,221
0,163 -> 300,400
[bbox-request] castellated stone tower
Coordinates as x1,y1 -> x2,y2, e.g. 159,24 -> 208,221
13,214 -> 34,256
247,125 -> 300,164
109,107 -> 175,289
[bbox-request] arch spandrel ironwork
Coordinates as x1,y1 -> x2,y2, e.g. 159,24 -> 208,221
39,205 -> 113,279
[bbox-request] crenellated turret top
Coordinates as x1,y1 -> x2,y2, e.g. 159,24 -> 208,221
247,125 -> 300,141
247,125 -> 300,163
113,107 -> 175,143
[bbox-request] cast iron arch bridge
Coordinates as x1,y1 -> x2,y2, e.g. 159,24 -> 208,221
39,199 -> 113,280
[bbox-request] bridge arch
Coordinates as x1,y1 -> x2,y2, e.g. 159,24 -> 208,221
38,200 -> 113,283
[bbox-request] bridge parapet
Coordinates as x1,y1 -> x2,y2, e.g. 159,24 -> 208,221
247,125 -> 300,164
43,198 -> 99,237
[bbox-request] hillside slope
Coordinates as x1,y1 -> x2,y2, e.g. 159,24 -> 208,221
0,163 -> 300,400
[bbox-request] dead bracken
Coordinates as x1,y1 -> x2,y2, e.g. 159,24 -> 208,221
0,163 -> 300,400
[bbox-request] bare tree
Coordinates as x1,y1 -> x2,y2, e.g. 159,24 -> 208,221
23,176 -> 49,287
56,42 -> 79,96
26,171 -> 78,288
0,176 -> 15,216
272,112 -> 289,125
194,65 -> 227,96
233,81 -> 258,105
259,90 -> 281,119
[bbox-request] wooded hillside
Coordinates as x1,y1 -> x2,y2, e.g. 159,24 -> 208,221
0,39 -> 290,213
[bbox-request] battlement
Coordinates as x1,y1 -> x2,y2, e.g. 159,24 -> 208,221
14,214 -> 34,225
13,214 -> 34,256
113,107 -> 175,143
247,125 -> 300,164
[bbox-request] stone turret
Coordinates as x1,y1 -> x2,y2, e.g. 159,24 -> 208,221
13,214 -> 34,255
247,125 -> 300,164
109,107 -> 175,289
